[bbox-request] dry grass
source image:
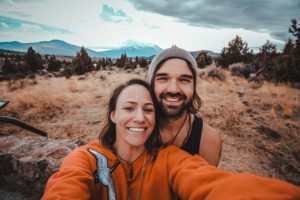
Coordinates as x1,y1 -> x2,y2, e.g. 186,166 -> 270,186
0,67 -> 299,185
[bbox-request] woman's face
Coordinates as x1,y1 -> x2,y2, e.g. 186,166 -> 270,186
111,84 -> 155,150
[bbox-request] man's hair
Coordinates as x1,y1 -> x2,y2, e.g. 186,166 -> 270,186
99,78 -> 162,155
147,47 -> 202,114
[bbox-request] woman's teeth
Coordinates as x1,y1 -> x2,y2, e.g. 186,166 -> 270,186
128,127 -> 146,132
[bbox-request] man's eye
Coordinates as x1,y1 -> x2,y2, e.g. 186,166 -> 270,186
155,77 -> 167,81
180,78 -> 192,83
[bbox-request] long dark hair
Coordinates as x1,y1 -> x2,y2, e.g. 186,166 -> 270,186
99,79 -> 162,155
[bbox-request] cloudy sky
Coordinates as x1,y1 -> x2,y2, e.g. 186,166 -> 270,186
0,0 -> 299,52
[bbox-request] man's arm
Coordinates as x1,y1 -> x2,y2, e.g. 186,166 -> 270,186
199,122 -> 222,166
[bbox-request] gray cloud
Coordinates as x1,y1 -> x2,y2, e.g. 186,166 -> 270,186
128,0 -> 300,41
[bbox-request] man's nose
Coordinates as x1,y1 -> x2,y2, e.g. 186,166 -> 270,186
166,79 -> 179,93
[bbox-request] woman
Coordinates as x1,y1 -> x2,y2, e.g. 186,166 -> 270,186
42,79 -> 299,200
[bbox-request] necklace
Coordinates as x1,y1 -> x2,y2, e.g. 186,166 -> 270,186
115,150 -> 147,200
181,113 -> 192,147
133,152 -> 147,200
169,112 -> 189,145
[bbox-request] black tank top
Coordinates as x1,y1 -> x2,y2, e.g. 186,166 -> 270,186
181,115 -> 203,155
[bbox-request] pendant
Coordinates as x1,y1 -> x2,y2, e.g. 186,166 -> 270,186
130,164 -> 133,179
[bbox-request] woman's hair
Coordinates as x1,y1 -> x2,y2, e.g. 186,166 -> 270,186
99,78 -> 162,155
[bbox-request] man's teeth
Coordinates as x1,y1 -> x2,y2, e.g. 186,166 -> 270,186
165,97 -> 180,102
128,127 -> 146,132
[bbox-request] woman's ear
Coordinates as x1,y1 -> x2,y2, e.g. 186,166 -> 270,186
110,111 -> 116,123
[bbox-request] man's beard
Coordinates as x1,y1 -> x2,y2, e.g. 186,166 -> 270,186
157,92 -> 192,119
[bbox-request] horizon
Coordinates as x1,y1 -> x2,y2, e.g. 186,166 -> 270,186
0,0 -> 299,53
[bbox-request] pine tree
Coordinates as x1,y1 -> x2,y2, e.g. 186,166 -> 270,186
24,47 -> 43,72
218,35 -> 253,67
72,47 -> 93,75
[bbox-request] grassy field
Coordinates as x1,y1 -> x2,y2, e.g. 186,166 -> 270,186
0,65 -> 299,186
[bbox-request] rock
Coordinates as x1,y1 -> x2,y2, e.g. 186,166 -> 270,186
0,135 -> 85,199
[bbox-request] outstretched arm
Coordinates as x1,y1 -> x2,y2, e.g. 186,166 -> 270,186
167,146 -> 299,200
42,149 -> 96,200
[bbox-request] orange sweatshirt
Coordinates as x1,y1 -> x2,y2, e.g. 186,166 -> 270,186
42,141 -> 299,200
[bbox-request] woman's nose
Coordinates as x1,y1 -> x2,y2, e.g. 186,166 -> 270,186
133,108 -> 145,122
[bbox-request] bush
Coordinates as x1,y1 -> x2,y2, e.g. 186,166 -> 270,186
229,63 -> 255,78
2,58 -> 17,74
47,56 -> 61,72
207,67 -> 226,81
196,51 -> 212,68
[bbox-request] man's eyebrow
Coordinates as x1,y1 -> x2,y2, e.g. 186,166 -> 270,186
155,72 -> 168,77
181,74 -> 193,79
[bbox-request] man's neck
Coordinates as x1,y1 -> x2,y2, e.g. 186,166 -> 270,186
161,110 -> 188,129
159,110 -> 190,142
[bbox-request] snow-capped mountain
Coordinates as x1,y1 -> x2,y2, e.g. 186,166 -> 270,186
0,39 -> 162,58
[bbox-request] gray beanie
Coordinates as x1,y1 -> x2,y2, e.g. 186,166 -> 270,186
147,46 -> 197,84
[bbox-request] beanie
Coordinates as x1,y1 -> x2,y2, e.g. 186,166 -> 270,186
147,46 -> 197,84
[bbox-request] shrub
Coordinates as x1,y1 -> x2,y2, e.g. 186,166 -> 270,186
196,51 -> 212,68
47,56 -> 61,72
229,63 -> 255,78
207,67 -> 226,81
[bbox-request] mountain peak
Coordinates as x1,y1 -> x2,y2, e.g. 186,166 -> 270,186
122,40 -> 158,49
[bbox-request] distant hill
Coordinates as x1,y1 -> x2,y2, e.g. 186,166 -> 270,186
0,48 -> 25,55
0,40 -> 162,58
0,39 -> 220,59
0,40 -> 100,57
190,50 -> 220,58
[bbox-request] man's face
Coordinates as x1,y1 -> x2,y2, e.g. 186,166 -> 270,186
153,58 -> 194,118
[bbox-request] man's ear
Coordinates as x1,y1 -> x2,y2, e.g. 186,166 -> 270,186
110,111 -> 116,123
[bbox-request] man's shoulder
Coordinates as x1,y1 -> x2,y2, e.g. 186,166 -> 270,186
201,122 -> 221,143
198,121 -> 222,165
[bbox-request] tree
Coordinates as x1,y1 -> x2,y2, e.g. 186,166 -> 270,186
257,40 -> 278,80
116,53 -> 128,68
196,51 -> 212,68
47,55 -> 61,72
24,47 -> 43,72
259,40 -> 277,56
2,58 -> 17,74
72,47 -> 93,75
217,35 -> 253,67
288,19 -> 300,71
137,57 -> 148,68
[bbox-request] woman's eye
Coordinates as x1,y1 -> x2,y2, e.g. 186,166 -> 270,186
124,107 -> 134,111
144,108 -> 154,113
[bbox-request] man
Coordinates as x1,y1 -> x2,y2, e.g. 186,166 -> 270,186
147,46 -> 222,166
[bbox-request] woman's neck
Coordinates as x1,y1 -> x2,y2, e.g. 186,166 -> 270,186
114,141 -> 145,163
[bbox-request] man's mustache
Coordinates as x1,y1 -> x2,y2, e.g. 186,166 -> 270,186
159,92 -> 187,100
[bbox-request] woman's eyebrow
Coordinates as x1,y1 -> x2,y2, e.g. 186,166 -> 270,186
123,101 -> 153,106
